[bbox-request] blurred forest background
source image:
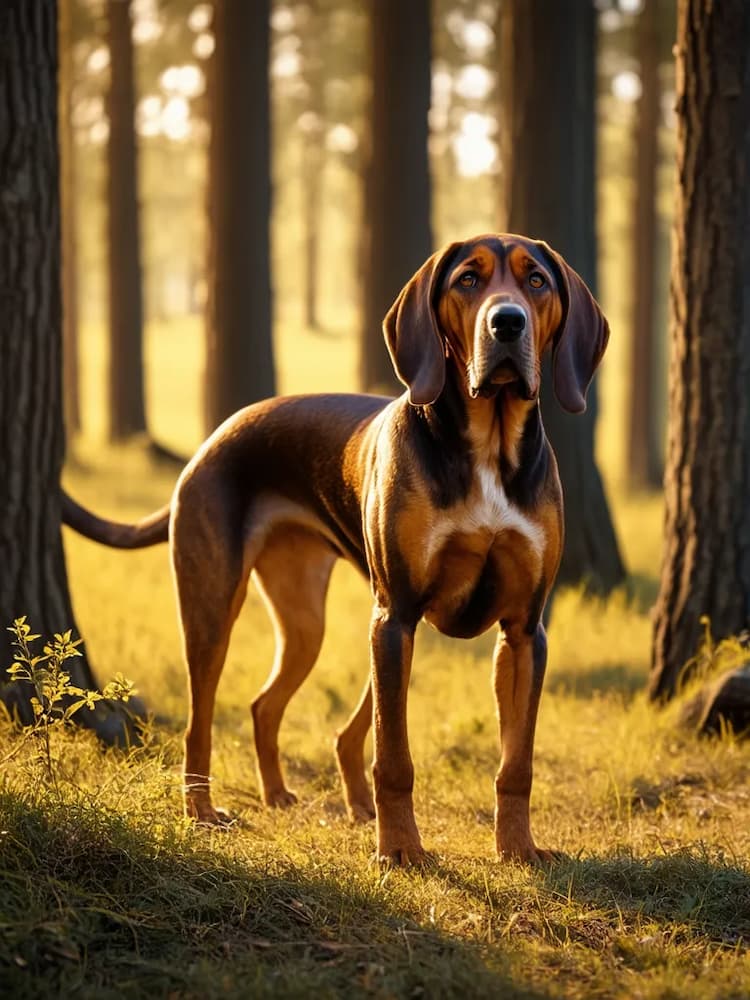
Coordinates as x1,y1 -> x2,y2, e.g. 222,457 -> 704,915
62,0 -> 674,493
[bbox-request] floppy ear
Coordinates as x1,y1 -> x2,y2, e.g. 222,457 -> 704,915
382,243 -> 462,406
538,242 -> 610,414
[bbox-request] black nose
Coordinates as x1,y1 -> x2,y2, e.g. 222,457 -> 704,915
489,304 -> 527,342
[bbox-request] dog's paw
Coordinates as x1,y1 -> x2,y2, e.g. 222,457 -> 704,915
375,841 -> 433,869
347,796 -> 376,824
265,787 -> 298,809
187,802 -> 234,828
496,841 -> 563,866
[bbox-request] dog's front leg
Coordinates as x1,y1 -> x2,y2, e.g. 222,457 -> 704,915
493,621 -> 556,864
369,606 -> 426,866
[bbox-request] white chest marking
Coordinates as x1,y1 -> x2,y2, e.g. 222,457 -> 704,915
423,464 -> 545,567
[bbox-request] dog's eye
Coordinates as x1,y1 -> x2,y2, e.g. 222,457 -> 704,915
459,271 -> 479,289
528,272 -> 546,289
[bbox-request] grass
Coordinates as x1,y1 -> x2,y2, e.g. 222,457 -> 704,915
0,426 -> 748,996
2,308 -> 749,997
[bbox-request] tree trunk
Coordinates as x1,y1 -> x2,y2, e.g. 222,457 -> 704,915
360,0 -> 433,395
627,0 -> 662,490
500,0 -> 625,593
650,0 -> 750,701
59,0 -> 81,437
0,0 -> 142,745
204,0 -> 275,434
303,143 -> 323,331
300,0 -> 324,332
106,0 -> 146,440
0,0 -> 97,721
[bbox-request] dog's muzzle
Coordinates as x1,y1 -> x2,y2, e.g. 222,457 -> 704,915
469,302 -> 537,401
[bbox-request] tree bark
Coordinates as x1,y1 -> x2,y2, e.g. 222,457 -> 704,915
627,0 -> 662,490
106,0 -> 146,440
0,0 -> 97,722
679,666 -> 750,737
500,0 -> 625,593
300,0 -> 325,332
59,0 -> 81,437
204,0 -> 275,434
650,0 -> 750,700
360,0 -> 433,395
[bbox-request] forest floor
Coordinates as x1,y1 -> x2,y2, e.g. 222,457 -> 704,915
1,436 -> 749,998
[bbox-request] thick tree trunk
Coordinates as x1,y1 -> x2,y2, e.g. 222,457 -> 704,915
501,0 -> 625,593
0,0 -> 97,722
204,0 -> 275,433
627,0 -> 662,490
59,0 -> 81,436
360,0 -> 433,395
650,1 -> 750,701
106,0 -> 146,440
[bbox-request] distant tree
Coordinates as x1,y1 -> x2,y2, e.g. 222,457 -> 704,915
298,0 -> 326,331
360,0 -> 433,395
59,0 -> 81,437
0,0 -> 126,740
627,0 -> 662,490
651,1 -> 750,708
106,0 -> 147,440
204,0 -> 275,433
500,0 -> 625,594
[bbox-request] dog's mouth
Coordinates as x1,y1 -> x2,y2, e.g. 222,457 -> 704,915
470,360 -> 535,401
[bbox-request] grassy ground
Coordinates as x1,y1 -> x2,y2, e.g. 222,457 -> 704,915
2,314 -> 749,997
1,451 -> 748,995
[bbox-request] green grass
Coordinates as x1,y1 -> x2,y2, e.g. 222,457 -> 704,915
3,300 -> 749,997
1,432 -> 748,997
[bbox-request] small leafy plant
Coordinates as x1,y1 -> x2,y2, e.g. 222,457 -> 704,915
5,616 -> 134,783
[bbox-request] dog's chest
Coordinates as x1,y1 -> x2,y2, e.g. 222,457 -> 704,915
419,464 -> 544,638
425,464 -> 543,564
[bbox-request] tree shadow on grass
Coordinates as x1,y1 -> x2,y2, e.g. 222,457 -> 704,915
436,849 -> 750,954
623,572 -> 660,615
545,661 -> 647,699
0,790 -> 548,1000
542,851 -> 750,951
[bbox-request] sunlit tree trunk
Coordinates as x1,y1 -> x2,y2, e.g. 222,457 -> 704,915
651,0 -> 750,701
300,0 -> 325,332
0,0 -> 98,722
360,0 -> 432,395
627,0 -> 662,490
204,0 -> 275,433
106,0 -> 147,440
59,0 -> 81,436
500,0 -> 625,594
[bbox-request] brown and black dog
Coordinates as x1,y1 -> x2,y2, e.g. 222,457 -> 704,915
62,233 -> 608,866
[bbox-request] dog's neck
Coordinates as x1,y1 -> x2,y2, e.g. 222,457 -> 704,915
423,365 -> 539,474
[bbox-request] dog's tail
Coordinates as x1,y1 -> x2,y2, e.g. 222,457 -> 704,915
61,490 -> 170,549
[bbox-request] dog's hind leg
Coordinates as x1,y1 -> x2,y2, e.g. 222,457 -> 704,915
335,679 -> 375,822
251,527 -> 336,809
174,493 -> 251,826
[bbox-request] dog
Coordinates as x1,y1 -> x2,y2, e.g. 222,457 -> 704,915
62,233 -> 609,866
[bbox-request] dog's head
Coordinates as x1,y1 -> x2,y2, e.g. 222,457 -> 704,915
383,234 -> 609,413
